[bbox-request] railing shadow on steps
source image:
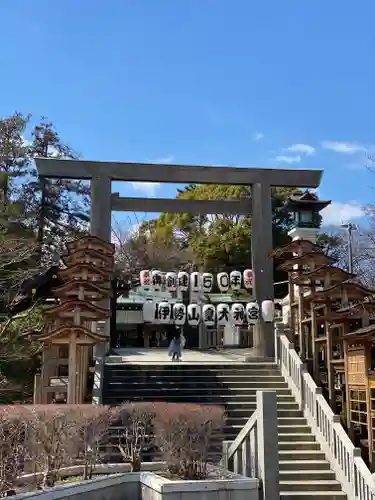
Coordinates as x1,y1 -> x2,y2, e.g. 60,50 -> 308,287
275,322 -> 375,500
221,390 -> 279,500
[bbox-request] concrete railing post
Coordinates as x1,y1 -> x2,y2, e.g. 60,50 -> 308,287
256,390 -> 279,500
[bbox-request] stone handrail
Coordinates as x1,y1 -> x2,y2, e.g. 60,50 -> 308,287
221,390 -> 279,500
277,326 -> 375,500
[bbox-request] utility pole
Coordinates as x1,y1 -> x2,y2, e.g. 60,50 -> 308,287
341,222 -> 357,274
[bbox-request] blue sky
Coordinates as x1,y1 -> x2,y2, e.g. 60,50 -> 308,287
1,0 -> 375,229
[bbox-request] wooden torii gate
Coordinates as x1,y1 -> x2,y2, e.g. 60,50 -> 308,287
35,158 -> 322,359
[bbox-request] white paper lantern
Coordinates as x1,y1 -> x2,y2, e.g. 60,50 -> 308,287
157,301 -> 171,324
261,300 -> 275,323
187,303 -> 201,326
173,303 -> 186,326
177,271 -> 189,291
143,300 -> 157,323
140,270 -> 152,287
202,304 -> 216,326
190,272 -> 201,292
166,272 -> 177,292
217,272 -> 229,292
243,269 -> 253,289
217,303 -> 230,325
231,303 -> 245,326
151,270 -> 163,289
246,302 -> 259,324
230,270 -> 242,291
201,272 -> 214,293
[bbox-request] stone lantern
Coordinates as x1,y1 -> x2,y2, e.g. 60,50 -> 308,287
282,190 -> 331,243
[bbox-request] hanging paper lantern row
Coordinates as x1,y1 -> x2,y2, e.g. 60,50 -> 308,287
146,300 -> 273,325
140,270 -> 254,292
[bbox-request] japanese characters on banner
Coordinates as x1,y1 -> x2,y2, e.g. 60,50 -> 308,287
146,299 -> 272,326
187,303 -> 201,326
173,303 -> 186,325
202,304 -> 216,326
246,302 -> 260,324
139,268 -> 273,326
230,271 -> 242,291
243,269 -> 253,289
231,303 -> 245,326
217,272 -> 229,292
139,270 -> 253,292
217,303 -> 230,325
177,271 -> 189,291
190,272 -> 201,293
157,301 -> 171,323
166,272 -> 177,291
201,273 -> 214,293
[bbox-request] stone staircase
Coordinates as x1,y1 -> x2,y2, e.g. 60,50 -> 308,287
103,361 -> 346,500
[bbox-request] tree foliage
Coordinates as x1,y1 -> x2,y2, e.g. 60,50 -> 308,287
0,111 -> 89,390
130,184 -> 297,275
0,112 -> 90,264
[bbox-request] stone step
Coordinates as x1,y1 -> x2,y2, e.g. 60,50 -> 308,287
104,363 -> 278,370
279,441 -> 321,451
278,425 -> 311,433
280,493 -> 346,500
279,460 -> 331,471
279,450 -> 326,461
280,480 -> 342,492
105,376 -> 285,384
280,470 -> 336,481
105,382 -> 289,390
278,433 -> 315,442
105,372 -> 283,379
277,417 -> 307,425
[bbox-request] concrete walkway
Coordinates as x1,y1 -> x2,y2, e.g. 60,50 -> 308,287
106,347 -> 272,365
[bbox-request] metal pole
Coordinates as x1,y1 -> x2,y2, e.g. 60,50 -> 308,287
347,223 -> 353,274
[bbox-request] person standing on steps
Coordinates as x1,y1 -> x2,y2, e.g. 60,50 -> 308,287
169,329 -> 183,361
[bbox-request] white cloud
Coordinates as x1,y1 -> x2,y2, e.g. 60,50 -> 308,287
252,132 -> 264,141
284,143 -> 315,156
153,155 -> 174,164
132,182 -> 161,196
321,201 -> 364,226
131,154 -> 174,196
275,155 -> 302,164
321,141 -> 366,155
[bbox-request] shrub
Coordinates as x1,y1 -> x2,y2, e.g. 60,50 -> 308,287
154,403 -> 225,480
25,405 -> 83,488
70,405 -> 114,480
116,402 -> 157,472
0,405 -> 28,497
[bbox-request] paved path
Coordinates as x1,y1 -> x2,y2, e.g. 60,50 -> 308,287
106,347 -> 272,365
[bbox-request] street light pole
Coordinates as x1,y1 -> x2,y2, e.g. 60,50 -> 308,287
341,222 -> 357,274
